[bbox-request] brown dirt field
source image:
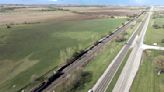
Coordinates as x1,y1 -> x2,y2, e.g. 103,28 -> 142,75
0,6 -> 142,26
62,6 -> 141,17
76,10 -> 139,16
0,10 -> 76,25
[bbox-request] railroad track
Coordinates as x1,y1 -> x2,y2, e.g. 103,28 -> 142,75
18,11 -> 145,92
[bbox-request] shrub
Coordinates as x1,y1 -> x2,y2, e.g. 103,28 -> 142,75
31,74 -> 39,83
153,24 -> 161,29
122,23 -> 125,26
162,25 -> 164,29
66,50 -> 85,64
6,24 -> 11,29
161,39 -> 164,43
154,55 -> 164,72
111,16 -> 115,18
70,71 -> 92,91
115,35 -> 126,42
55,69 -> 92,92
123,32 -> 128,36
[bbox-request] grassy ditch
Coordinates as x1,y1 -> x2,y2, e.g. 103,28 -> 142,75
130,50 -> 164,92
145,14 -> 164,46
106,49 -> 132,92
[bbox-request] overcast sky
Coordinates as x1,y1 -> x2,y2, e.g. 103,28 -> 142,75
0,0 -> 164,5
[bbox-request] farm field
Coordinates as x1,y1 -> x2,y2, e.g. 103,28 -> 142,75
144,14 -> 164,46
0,16 -> 125,91
0,6 -> 76,26
130,50 -> 164,92
0,6 -> 140,26
0,11 -> 75,25
62,6 -> 141,16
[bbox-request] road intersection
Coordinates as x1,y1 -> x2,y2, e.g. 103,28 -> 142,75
113,6 -> 154,92
91,6 -> 155,92
91,9 -> 147,92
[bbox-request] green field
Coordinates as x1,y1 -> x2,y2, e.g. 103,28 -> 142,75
0,18 -> 125,92
145,16 -> 164,46
130,50 -> 164,92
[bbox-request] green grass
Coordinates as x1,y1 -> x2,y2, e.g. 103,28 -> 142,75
0,18 -> 125,92
130,50 -> 164,92
106,49 -> 132,92
154,18 -> 164,27
145,17 -> 164,46
78,41 -> 125,92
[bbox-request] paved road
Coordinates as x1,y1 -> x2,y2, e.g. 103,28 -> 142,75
92,11 -> 147,92
42,17 -> 137,92
112,6 -> 153,92
142,44 -> 164,50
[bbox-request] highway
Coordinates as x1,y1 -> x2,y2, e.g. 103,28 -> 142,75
112,7 -> 153,92
28,11 -> 145,92
41,18 -> 138,92
91,11 -> 147,92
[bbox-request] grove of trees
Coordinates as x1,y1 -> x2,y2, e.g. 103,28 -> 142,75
154,55 -> 164,74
